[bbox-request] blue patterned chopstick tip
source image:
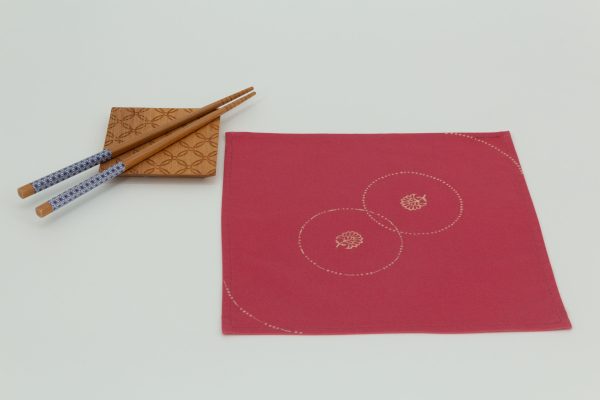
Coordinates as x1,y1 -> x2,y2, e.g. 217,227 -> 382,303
48,162 -> 125,211
32,149 -> 113,192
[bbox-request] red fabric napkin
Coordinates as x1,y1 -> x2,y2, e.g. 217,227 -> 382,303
221,131 -> 571,334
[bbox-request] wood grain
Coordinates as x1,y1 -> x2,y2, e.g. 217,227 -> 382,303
100,108 -> 221,177
105,87 -> 251,156
114,92 -> 254,174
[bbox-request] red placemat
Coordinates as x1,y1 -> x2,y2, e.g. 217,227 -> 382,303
221,131 -> 571,334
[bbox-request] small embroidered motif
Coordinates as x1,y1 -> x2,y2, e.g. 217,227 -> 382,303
335,231 -> 364,250
400,193 -> 428,211
362,172 -> 463,235
298,208 -> 404,277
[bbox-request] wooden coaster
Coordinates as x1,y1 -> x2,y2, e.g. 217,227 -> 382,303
100,107 -> 220,177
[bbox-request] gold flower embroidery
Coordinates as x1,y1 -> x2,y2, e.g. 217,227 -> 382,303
400,193 -> 428,211
335,231 -> 364,250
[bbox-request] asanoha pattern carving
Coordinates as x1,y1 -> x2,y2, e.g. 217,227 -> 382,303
100,107 -> 220,177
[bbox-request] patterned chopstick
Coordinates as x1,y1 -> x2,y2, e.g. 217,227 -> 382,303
17,87 -> 254,199
35,91 -> 255,217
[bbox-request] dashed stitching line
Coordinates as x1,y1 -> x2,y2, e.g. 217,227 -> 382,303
446,133 -> 566,323
361,171 -> 464,236
298,208 -> 404,277
223,280 -> 303,334
445,132 -> 523,174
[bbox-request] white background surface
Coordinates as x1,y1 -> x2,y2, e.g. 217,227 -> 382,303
1,1 -> 599,399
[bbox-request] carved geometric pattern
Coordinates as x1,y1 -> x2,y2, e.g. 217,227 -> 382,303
100,107 -> 220,177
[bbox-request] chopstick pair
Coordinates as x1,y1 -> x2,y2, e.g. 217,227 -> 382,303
18,87 -> 256,217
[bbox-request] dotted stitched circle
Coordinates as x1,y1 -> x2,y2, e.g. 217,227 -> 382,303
361,171 -> 464,236
445,133 -> 523,174
223,280 -> 303,334
297,208 -> 404,277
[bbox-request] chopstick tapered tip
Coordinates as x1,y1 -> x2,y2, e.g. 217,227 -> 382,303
242,91 -> 256,100
235,86 -> 254,98
221,91 -> 256,112
18,183 -> 35,199
35,202 -> 53,218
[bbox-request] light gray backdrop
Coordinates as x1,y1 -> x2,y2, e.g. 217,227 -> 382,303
1,0 -> 599,399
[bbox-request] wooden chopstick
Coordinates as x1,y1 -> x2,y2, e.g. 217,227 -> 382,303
35,91 -> 255,217
119,92 -> 255,169
17,87 -> 254,199
107,87 -> 253,156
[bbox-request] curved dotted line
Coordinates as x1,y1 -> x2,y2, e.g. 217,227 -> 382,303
445,132 -> 523,174
361,171 -> 464,236
297,208 -> 404,277
223,280 -> 303,334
